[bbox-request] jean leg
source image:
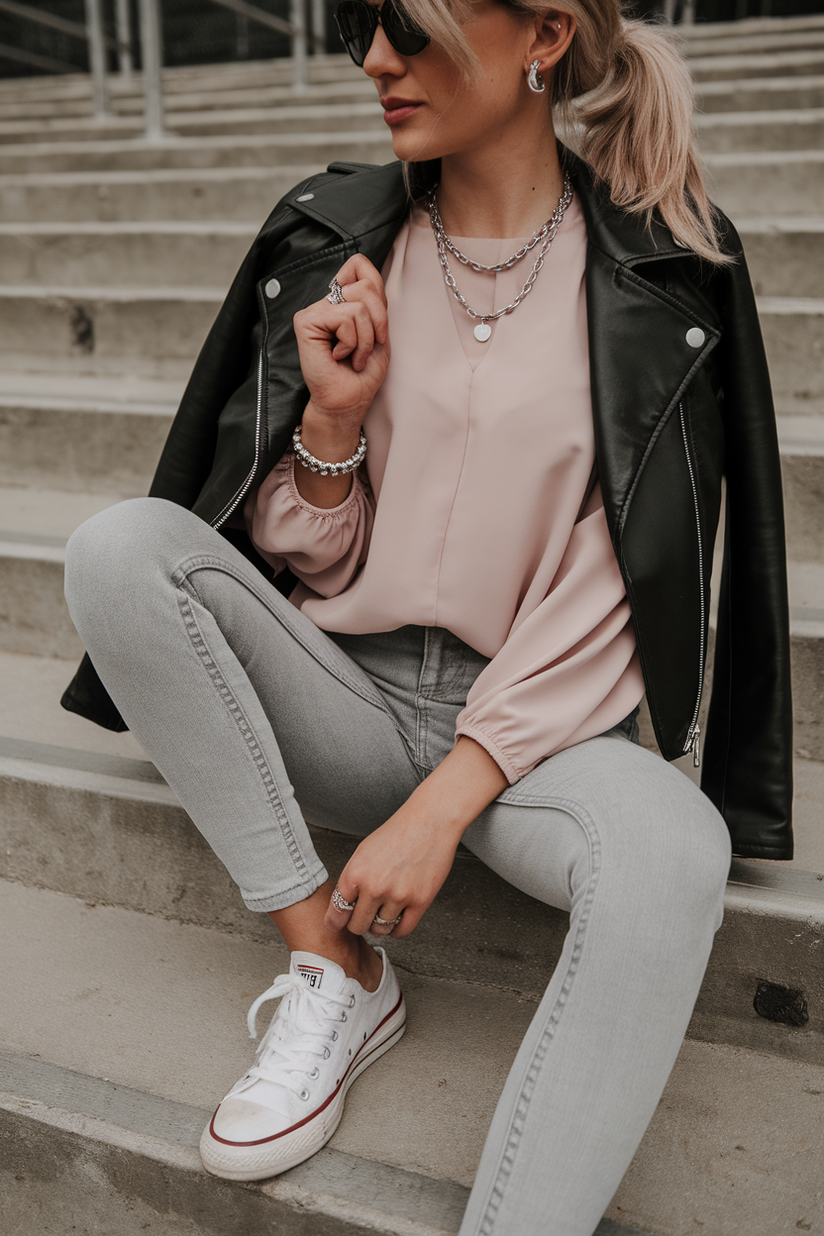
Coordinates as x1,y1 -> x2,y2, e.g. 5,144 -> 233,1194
65,498 -> 421,913
458,735 -> 731,1236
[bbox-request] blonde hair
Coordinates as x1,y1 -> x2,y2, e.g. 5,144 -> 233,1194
399,0 -> 731,265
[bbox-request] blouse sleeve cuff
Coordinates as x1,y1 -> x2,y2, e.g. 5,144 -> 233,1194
285,453 -> 364,521
455,724 -> 526,787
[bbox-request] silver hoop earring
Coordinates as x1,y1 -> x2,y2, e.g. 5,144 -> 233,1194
527,60 -> 545,94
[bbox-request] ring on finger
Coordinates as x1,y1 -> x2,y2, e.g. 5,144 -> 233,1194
373,912 -> 403,927
327,277 -> 346,306
332,886 -> 356,913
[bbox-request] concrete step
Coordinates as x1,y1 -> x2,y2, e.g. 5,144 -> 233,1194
3,880 -> 822,1236
1,283 -> 817,399
680,27 -> 824,59
1,215 -> 817,297
0,130 -> 395,175
705,151 -> 824,219
0,372 -> 177,496
0,108 -> 815,177
0,728 -> 822,1062
696,75 -> 824,114
0,221 -> 257,288
0,153 -> 819,227
737,219 -> 824,299
0,463 -> 821,743
780,415 -> 824,568
694,107 -> 824,153
0,78 -> 377,123
0,165 -> 327,224
758,296 -> 824,405
0,284 -> 224,380
0,56 -> 364,103
689,48 -> 824,82
0,367 -> 819,520
0,101 -> 386,147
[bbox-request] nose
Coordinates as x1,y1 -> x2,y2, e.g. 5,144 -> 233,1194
362,22 -> 407,79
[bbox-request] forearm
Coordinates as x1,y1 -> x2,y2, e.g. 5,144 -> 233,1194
293,400 -> 363,509
407,736 -> 509,842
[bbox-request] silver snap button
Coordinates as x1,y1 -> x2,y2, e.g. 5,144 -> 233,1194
264,278 -> 281,299
686,327 -> 705,348
296,193 -> 314,202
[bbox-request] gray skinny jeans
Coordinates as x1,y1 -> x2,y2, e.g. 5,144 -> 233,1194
65,498 -> 732,1236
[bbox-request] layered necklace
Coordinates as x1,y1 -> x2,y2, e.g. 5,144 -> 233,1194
425,173 -> 574,343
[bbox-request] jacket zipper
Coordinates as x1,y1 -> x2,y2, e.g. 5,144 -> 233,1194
211,347 -> 265,531
680,399 -> 704,767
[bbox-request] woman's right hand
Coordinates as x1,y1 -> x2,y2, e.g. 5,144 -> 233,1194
293,253 -> 390,431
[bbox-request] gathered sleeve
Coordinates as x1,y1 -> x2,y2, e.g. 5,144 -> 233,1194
455,498 -> 645,785
244,454 -> 373,597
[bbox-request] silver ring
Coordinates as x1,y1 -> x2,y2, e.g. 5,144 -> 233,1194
373,912 -> 403,927
332,886 -> 356,913
326,277 -> 346,306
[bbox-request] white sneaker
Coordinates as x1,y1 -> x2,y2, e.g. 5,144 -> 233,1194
199,947 -> 406,1181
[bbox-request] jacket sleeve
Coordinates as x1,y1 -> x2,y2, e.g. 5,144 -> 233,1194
61,179 -> 322,731
701,224 -> 794,857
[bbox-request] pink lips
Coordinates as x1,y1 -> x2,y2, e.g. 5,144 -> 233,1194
381,97 -> 422,125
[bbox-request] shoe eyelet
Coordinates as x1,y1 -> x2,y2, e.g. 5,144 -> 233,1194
340,1013 -> 347,1022
323,1047 -> 331,1059
300,1088 -> 310,1101
308,1067 -> 320,1080
348,1049 -> 352,1057
331,1030 -> 338,1042
349,995 -> 356,1007
363,1032 -> 367,1041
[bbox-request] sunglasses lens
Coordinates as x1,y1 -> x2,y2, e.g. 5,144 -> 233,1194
335,1 -> 375,66
382,0 -> 430,55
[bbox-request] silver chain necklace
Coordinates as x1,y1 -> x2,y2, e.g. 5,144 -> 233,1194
426,173 -> 573,343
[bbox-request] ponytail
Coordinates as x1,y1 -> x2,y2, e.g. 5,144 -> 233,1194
400,0 -> 731,266
554,15 -> 731,266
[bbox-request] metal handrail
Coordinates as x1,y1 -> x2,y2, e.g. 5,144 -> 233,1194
207,0 -> 309,88
0,0 -> 123,52
2,0 -> 322,142
0,38 -> 76,74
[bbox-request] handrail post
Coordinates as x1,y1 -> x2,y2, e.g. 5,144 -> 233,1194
311,0 -> 325,54
138,0 -> 166,141
84,0 -> 112,118
291,0 -> 308,92
138,0 -> 165,141
115,0 -> 133,77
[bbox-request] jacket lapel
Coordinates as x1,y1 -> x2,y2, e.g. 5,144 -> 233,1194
573,163 -> 722,543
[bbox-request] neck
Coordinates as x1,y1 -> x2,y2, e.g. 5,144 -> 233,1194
435,121 -> 565,239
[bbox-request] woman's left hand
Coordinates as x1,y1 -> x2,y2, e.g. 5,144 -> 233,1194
325,800 -> 462,939
323,736 -> 509,939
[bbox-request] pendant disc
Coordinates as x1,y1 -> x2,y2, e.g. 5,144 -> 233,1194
474,322 -> 492,342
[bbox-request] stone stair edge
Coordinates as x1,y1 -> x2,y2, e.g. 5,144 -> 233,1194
0,1058 -> 474,1236
0,743 -> 822,1072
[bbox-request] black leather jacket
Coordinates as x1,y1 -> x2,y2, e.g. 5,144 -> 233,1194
62,156 -> 793,859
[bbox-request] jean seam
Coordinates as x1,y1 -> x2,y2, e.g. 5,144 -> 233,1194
174,585 -> 314,887
476,795 -> 602,1236
171,554 -> 390,709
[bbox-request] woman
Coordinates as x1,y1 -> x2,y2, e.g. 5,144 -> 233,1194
63,0 -> 793,1231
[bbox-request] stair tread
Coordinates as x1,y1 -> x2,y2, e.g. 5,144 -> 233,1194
0,369 -> 182,412
1,876 -> 822,1236
2,646 -> 823,873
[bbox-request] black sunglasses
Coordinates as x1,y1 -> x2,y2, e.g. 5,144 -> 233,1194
334,0 -> 431,66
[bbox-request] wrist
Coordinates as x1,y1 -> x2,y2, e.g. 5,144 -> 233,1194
302,400 -> 365,456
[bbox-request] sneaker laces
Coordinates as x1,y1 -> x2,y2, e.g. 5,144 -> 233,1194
231,974 -> 355,1101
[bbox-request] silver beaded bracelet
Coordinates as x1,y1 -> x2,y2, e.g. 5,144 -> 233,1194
291,423 -> 367,477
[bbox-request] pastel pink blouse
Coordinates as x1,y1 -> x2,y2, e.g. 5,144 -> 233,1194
246,193 -> 645,784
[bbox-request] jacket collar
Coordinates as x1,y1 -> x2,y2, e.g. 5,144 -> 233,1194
286,153 -> 690,269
